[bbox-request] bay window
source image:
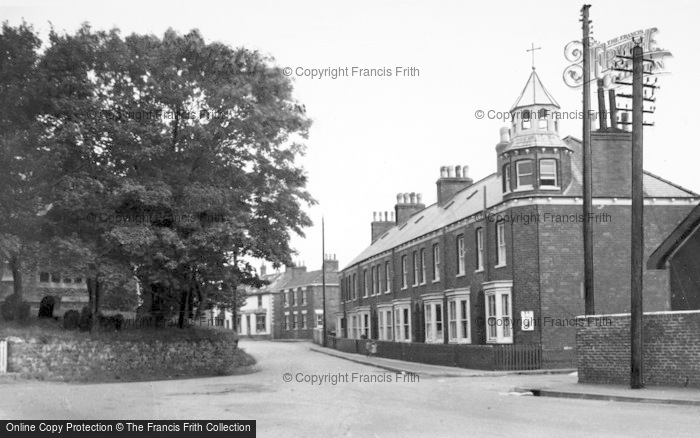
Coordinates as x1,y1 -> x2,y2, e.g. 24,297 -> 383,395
423,295 -> 444,344
483,281 -> 513,344
516,160 -> 534,190
539,159 -> 558,187
447,289 -> 471,343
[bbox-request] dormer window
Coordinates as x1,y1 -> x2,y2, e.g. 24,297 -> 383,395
502,164 -> 511,193
521,110 -> 531,129
539,159 -> 558,187
538,109 -> 548,129
515,160 -> 534,190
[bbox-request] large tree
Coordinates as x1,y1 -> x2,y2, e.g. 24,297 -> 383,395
0,21 -> 60,309
24,24 -> 314,324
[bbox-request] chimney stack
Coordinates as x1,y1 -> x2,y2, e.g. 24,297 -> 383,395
597,79 -> 608,131
609,90 -> 618,130
286,262 -> 307,278
323,254 -> 339,272
394,192 -> 426,225
591,129 -> 633,197
371,210 -> 394,243
436,164 -> 474,206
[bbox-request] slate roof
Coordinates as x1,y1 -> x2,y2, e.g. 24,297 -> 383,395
647,202 -> 700,269
344,142 -> 698,270
511,70 -> 560,111
239,269 -> 339,295
504,132 -> 571,153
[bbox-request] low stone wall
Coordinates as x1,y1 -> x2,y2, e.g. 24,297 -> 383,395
577,310 -> 700,387
5,332 -> 254,382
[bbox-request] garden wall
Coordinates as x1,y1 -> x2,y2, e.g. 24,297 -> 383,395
5,331 -> 254,382
577,310 -> 700,387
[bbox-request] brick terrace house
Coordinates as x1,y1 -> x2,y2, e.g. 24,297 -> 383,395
336,69 -> 699,368
235,257 -> 340,340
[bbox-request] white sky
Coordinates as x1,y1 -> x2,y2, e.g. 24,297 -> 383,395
2,0 -> 699,273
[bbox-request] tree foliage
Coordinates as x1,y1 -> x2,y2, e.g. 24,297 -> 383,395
0,22 -> 314,326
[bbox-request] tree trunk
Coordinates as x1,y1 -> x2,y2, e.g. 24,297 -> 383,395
87,275 -> 101,332
9,254 -> 23,299
177,287 -> 189,329
94,276 -> 101,317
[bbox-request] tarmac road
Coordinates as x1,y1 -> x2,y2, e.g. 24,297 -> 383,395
0,340 -> 697,437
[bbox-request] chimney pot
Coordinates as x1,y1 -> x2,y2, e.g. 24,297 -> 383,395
384,211 -> 388,221
417,193 -> 423,204
455,165 -> 462,178
448,166 -> 454,178
440,166 -> 447,178
409,192 -> 416,204
463,165 -> 469,178
403,192 -> 410,203
373,211 -> 377,221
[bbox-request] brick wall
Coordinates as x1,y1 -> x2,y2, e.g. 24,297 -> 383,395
577,310 -> 700,387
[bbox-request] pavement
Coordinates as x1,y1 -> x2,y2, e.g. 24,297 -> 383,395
308,344 -> 575,377
309,344 -> 700,407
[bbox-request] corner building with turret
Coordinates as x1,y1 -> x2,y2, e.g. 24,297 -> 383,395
336,69 -> 699,369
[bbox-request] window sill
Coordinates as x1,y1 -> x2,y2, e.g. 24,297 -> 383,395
513,186 -> 533,192
455,273 -> 466,278
449,339 -> 472,344
539,186 -> 561,191
401,287 -> 408,291
475,268 -> 484,273
385,290 -> 391,294
432,279 -> 440,283
419,282 -> 427,286
494,263 -> 507,269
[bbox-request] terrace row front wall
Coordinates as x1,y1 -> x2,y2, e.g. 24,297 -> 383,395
338,201 -> 691,369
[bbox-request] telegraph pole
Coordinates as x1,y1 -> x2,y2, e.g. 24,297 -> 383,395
630,42 -> 644,389
321,217 -> 327,348
581,4 -> 595,315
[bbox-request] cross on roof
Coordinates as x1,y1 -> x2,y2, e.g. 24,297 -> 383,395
527,43 -> 541,70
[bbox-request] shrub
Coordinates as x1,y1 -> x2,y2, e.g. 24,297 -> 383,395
113,314 -> 124,331
63,310 -> 80,330
38,296 -> 56,318
79,306 -> 93,332
1,294 -> 31,322
97,314 -> 117,332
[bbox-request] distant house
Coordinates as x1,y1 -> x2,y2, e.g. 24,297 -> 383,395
235,257 -> 340,339
648,202 -> 700,310
235,269 -> 288,338
0,262 -> 88,314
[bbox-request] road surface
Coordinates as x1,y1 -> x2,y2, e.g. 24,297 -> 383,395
0,340 -> 697,437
